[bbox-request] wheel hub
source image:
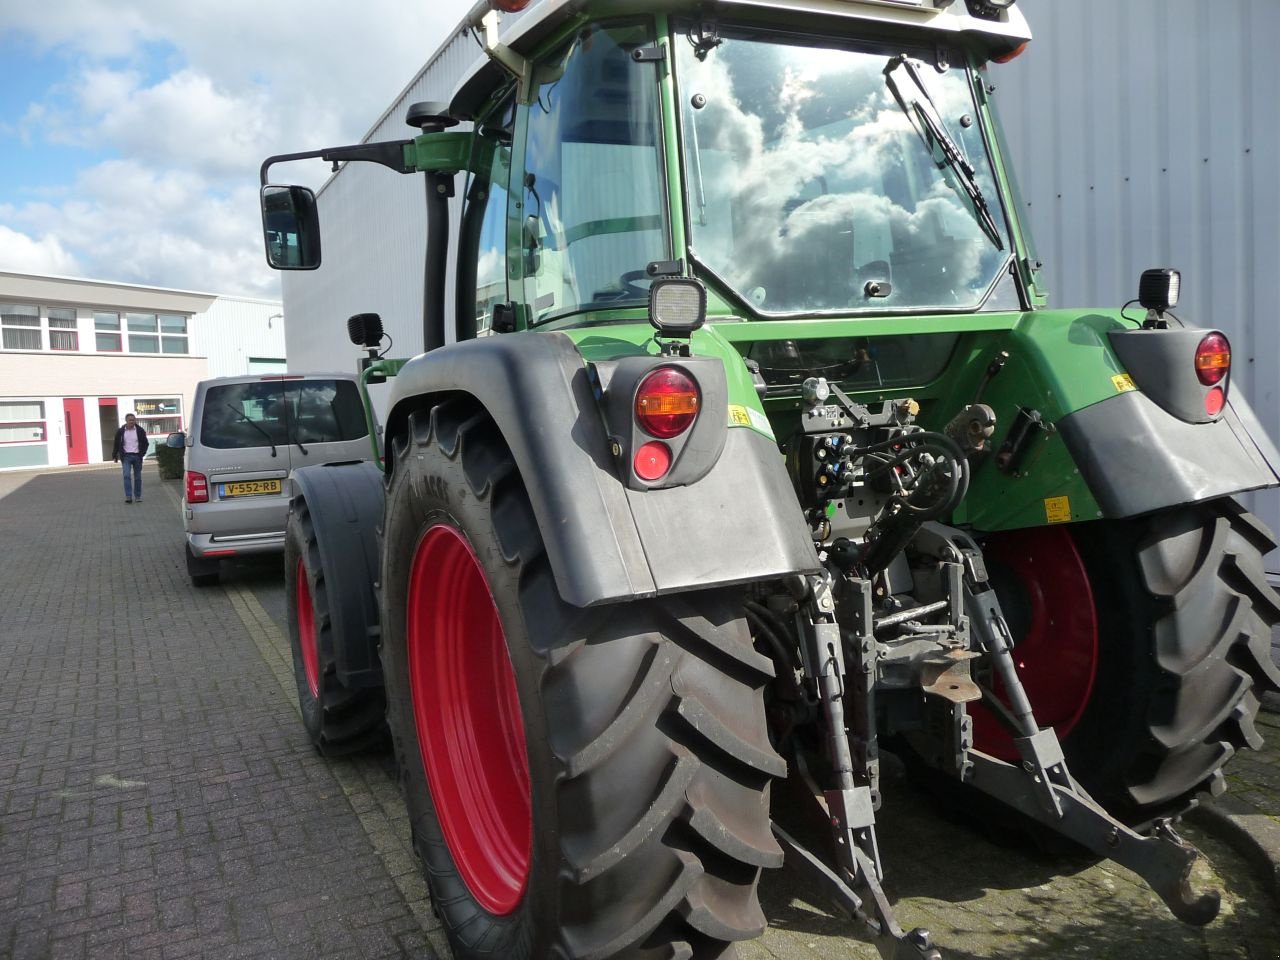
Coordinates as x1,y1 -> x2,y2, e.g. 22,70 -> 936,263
972,525 -> 1099,759
295,558 -> 320,699
407,524 -> 532,915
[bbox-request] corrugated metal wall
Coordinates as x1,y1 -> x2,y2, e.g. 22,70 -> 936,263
192,296 -> 287,377
282,31 -> 481,413
995,0 -> 1280,549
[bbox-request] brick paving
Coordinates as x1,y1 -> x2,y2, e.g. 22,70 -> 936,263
0,466 -> 433,960
1,464 -> 1278,960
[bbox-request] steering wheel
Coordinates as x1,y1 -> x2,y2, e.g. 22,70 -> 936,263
619,269 -> 652,300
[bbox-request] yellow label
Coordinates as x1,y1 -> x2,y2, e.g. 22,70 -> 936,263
728,404 -> 752,427
1111,373 -> 1137,393
1044,495 -> 1072,524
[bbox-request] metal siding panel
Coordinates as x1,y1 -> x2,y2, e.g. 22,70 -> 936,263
192,297 -> 286,377
1001,0 -> 1280,555
283,32 -> 478,420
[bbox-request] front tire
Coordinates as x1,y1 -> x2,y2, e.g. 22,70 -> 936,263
285,500 -> 387,756
380,399 -> 783,960
982,498 -> 1280,824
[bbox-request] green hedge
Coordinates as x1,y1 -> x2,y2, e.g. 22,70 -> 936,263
154,444 -> 184,480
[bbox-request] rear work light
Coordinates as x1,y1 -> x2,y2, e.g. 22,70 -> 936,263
185,470 -> 209,503
634,367 -> 700,439
1195,332 -> 1231,386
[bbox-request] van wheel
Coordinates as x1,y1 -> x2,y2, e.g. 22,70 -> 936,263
185,544 -> 219,587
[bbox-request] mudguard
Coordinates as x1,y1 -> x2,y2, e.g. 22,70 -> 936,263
384,331 -> 820,608
1057,389 -> 1280,519
291,461 -> 385,687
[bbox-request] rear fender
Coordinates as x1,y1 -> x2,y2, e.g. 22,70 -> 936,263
291,461 -> 384,687
384,332 -> 819,608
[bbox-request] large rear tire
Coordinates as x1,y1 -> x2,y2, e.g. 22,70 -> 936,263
380,399 -> 783,960
981,498 -> 1280,824
285,500 -> 387,756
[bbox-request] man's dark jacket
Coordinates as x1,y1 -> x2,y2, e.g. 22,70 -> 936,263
111,424 -> 150,460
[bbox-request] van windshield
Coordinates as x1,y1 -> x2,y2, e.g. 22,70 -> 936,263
201,380 -> 367,450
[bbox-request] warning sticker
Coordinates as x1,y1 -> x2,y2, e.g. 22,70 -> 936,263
1111,373 -> 1137,393
728,404 -> 776,439
1044,495 -> 1072,524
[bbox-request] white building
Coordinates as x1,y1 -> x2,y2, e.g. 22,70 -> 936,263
0,271 -> 286,470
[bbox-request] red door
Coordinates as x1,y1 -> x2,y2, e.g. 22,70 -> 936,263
63,398 -> 88,465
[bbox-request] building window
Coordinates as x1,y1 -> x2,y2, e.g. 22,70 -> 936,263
134,398 -> 182,437
1,304 -> 42,350
48,307 -> 79,351
95,312 -> 122,352
126,313 -> 159,353
0,401 -> 47,443
159,314 -> 189,354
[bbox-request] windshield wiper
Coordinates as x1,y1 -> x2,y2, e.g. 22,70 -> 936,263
884,55 -> 1004,251
227,403 -> 278,457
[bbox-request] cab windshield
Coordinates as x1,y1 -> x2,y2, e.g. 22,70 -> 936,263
675,26 -> 1013,315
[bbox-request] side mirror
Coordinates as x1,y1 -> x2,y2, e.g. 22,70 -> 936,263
165,431 -> 186,448
260,184 -> 322,270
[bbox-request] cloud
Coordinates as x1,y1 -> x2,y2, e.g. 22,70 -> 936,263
0,224 -> 81,276
3,160 -> 274,296
0,0 -> 476,294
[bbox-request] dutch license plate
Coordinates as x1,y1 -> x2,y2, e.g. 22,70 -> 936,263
219,479 -> 282,498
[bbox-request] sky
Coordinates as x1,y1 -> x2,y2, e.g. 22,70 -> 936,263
0,0 -> 476,299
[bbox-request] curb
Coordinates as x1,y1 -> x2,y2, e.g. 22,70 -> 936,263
1187,796 -> 1280,906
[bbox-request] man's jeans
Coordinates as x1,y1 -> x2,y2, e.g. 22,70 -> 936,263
120,453 -> 143,500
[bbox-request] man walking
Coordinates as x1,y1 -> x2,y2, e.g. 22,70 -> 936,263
111,413 -> 150,503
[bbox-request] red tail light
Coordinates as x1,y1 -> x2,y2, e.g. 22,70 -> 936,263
491,0 -> 532,10
185,470 -> 209,503
633,441 -> 673,482
635,367 -> 700,439
1195,333 -> 1231,385
1205,386 -> 1226,417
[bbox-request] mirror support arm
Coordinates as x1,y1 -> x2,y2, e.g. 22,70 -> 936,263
259,141 -> 415,186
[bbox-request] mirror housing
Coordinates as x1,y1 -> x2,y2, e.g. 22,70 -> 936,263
261,184 -> 322,270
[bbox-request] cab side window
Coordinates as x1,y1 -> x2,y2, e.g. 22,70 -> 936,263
518,21 -> 668,324
461,97 -> 515,337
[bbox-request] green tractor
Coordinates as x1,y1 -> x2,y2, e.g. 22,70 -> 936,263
259,0 -> 1280,956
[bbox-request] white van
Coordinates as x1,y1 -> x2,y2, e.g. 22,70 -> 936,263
183,373 -> 371,585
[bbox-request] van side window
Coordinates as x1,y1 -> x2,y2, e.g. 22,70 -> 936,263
200,380 -> 367,449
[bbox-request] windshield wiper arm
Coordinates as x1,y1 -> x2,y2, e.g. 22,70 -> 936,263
227,403 -> 278,457
884,55 -> 1004,251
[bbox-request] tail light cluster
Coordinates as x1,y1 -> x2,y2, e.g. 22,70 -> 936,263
185,470 -> 209,503
633,367 -> 701,482
1195,333 -> 1231,416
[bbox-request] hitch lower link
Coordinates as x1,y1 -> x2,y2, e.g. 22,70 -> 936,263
778,567 -> 1219,960
965,584 -> 1220,926
780,574 -> 941,960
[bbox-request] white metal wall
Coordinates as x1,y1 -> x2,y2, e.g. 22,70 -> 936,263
994,0 -> 1280,546
282,32 -> 481,415
191,295 -> 287,377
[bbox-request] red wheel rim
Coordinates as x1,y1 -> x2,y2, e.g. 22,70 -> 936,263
295,558 -> 320,699
407,524 -> 532,916
972,526 -> 1099,760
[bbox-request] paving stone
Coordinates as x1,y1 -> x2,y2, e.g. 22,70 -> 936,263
0,469 -> 432,959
